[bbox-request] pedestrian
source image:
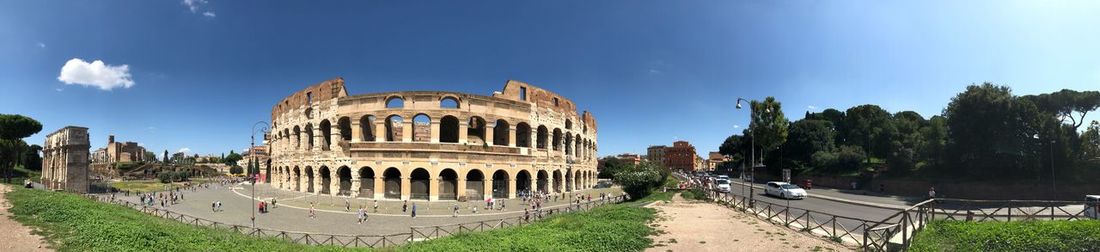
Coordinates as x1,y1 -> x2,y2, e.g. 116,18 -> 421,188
373,200 -> 379,213
211,201 -> 216,212
357,206 -> 365,224
928,186 -> 936,199
402,200 -> 408,213
345,199 -> 351,212
216,201 -> 222,212
524,207 -> 530,222
309,202 -> 316,219
879,184 -> 885,193
411,203 -> 417,218
272,197 -> 277,208
453,203 -> 459,217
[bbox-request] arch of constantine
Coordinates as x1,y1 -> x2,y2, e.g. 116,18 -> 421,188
266,78 -> 599,201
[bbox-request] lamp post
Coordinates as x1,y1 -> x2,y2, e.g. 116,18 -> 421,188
736,97 -> 772,208
250,121 -> 269,228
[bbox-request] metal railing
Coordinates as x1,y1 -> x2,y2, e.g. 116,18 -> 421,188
83,193 -> 625,248
862,198 -> 1093,251
692,187 -> 881,248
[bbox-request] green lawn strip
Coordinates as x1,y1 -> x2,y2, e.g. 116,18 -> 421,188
397,204 -> 656,252
110,180 -> 192,193
910,220 -> 1100,252
6,187 -> 347,252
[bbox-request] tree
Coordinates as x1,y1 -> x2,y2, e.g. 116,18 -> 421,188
748,97 -> 789,164
0,114 -> 42,183
1024,89 -> 1100,130
229,165 -> 244,175
612,161 -> 668,199
944,83 -> 1048,179
806,108 -> 847,145
598,156 -> 626,179
22,144 -> 42,171
844,105 -> 895,164
223,151 -> 243,166
1083,121 -> 1100,161
782,119 -> 835,174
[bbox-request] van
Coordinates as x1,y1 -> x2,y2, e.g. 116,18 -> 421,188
1087,195 -> 1100,219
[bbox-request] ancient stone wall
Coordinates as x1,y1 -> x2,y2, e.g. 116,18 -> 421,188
42,126 -> 90,193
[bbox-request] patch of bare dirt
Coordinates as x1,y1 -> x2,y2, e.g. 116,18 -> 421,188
646,193 -> 850,252
0,184 -> 52,252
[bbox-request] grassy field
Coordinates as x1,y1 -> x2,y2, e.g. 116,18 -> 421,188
7,183 -> 661,251
110,180 -> 210,193
1,165 -> 41,185
910,220 -> 1100,252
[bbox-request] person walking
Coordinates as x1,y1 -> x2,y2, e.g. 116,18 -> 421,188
373,200 -> 379,213
309,202 -> 316,219
272,197 -> 277,208
402,200 -> 408,213
928,186 -> 936,199
452,203 -> 459,218
211,201 -> 216,212
357,206 -> 365,224
411,203 -> 418,218
345,199 -> 351,212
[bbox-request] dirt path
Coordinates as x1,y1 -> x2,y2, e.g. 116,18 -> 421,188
646,193 -> 850,252
0,184 -> 52,252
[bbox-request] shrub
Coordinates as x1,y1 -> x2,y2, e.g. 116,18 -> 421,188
910,220 -> 1100,252
612,161 -> 668,199
229,165 -> 244,175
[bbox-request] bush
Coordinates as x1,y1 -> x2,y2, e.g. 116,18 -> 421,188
612,161 -> 668,199
157,171 -> 190,183
229,165 -> 244,175
910,220 -> 1100,252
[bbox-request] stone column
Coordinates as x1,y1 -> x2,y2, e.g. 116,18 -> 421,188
484,178 -> 494,200
401,118 -> 413,143
458,120 -> 469,144
401,176 -> 411,200
351,179 -> 361,197
547,173 -> 555,193
508,127 -> 516,147
330,176 -> 340,196
430,120 -> 441,143
351,120 -> 361,143
375,120 -> 386,142
456,178 -> 467,200
507,177 -> 516,199
314,172 -> 323,195
429,178 -> 439,201
373,176 -> 384,199
313,126 -> 323,151
485,124 -> 495,146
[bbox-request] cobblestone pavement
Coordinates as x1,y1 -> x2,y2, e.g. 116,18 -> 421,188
108,182 -> 623,236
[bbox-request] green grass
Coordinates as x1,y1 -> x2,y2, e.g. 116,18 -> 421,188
398,204 -> 656,252
110,180 -> 191,193
910,220 -> 1100,252
2,165 -> 41,185
6,187 -> 345,252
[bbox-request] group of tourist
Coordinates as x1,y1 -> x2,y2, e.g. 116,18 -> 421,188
138,188 -> 186,208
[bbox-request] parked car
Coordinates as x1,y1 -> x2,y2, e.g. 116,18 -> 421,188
1087,195 -> 1100,219
715,179 -> 731,193
765,181 -> 807,199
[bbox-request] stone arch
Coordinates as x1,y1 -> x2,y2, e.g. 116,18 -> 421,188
360,115 -> 376,142
385,96 -> 404,108
305,123 -> 315,150
265,159 -> 272,183
492,169 -> 509,199
440,96 -> 460,109
293,126 -> 302,149
465,169 -> 485,200
438,168 -> 458,200
338,117 -> 352,141
319,119 -> 332,150
566,119 -> 572,130
536,170 -> 549,193
493,119 -> 509,146
337,166 -> 352,196
565,134 -> 573,155
537,125 -> 548,149
319,166 -> 332,194
440,115 -> 460,143
516,122 -> 531,147
412,114 -> 431,142
410,168 -> 430,200
305,166 -> 315,193
282,129 -> 290,150
553,169 -> 563,193
467,116 -> 486,145
516,170 -> 532,195
574,170 -> 581,191
383,167 -> 401,199
385,115 -> 403,142
575,134 -> 582,157
293,166 -> 301,191
358,167 -> 375,198
552,128 -> 562,151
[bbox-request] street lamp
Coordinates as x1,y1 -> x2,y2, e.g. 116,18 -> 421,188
250,121 -> 269,228
736,97 -> 772,208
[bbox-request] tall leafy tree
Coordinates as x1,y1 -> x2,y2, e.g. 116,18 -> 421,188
844,105 -> 894,163
782,119 -> 835,174
748,97 -> 789,165
0,114 -> 42,182
944,83 -> 1047,179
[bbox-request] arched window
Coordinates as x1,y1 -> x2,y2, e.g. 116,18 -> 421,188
468,116 -> 486,145
386,96 -> 404,108
566,119 -> 572,130
338,117 -> 352,141
360,115 -> 376,142
293,126 -> 301,149
440,97 -> 459,109
305,123 -> 314,150
552,128 -> 562,151
385,115 -> 403,142
516,123 -> 531,147
493,119 -> 509,146
536,126 -> 548,149
319,119 -> 332,150
440,115 -> 459,143
413,114 -> 430,142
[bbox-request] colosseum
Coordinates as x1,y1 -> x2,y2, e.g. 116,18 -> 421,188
266,78 -> 598,201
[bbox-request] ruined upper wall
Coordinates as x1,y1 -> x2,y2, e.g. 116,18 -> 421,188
494,80 -> 596,132
271,78 -> 348,122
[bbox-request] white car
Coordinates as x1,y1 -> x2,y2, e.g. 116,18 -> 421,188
1087,195 -> 1100,219
765,181 -> 807,199
715,179 -> 731,193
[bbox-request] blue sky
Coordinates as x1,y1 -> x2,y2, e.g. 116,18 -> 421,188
2,1 -> 1099,157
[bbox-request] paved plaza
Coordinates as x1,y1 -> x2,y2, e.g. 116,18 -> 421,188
108,182 -> 623,236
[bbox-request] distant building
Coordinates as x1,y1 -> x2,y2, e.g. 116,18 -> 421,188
706,152 -> 728,172
616,153 -> 642,165
665,141 -> 698,172
646,145 -> 667,164
41,126 -> 90,193
91,135 -> 147,164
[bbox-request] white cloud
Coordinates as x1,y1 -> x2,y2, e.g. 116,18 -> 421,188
807,105 -> 818,110
57,58 -> 135,90
36,42 -> 46,48
733,124 -> 741,128
202,11 -> 216,17
178,147 -> 191,153
182,0 -> 207,13
54,87 -> 63,92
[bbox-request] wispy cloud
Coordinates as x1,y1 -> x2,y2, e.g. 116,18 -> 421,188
36,42 -> 46,48
733,124 -> 741,128
57,58 -> 135,91
177,147 -> 191,153
807,105 -> 817,110
202,11 -> 216,17
54,87 -> 63,92
182,0 -> 216,18
647,60 -> 671,75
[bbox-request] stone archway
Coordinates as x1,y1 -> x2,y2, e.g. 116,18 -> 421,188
359,167 -> 375,198
410,168 -> 430,200
337,166 -> 352,196
383,167 -> 401,199
537,170 -> 549,193
438,169 -> 458,200
466,169 -> 485,200
492,170 -> 509,199
319,166 -> 332,194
